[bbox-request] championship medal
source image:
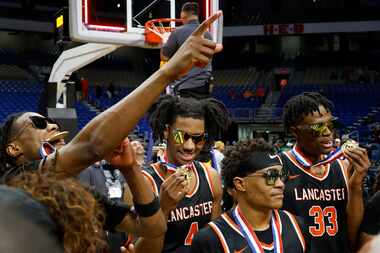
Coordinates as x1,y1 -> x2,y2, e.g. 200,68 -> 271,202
341,139 -> 359,152
177,164 -> 193,182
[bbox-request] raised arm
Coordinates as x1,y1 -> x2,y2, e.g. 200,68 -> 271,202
50,11 -> 223,178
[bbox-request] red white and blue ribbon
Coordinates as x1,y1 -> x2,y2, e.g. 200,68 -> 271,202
291,145 -> 344,168
232,205 -> 283,253
158,152 -> 193,172
39,142 -> 56,159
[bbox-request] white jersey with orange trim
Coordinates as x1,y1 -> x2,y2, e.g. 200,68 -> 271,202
191,210 -> 308,253
143,161 -> 215,253
279,150 -> 350,253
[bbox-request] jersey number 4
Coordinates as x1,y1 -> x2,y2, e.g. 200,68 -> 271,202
184,222 -> 199,245
309,206 -> 338,237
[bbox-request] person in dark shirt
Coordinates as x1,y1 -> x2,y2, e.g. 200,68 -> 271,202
280,92 -> 370,252
133,95 -> 229,253
161,2 -> 213,99
78,160 -> 128,253
191,139 -> 310,253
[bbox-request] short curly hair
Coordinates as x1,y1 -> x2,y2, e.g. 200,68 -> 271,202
282,92 -> 333,133
8,171 -> 107,253
222,139 -> 274,189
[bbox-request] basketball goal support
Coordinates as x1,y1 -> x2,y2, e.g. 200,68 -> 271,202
49,43 -> 121,108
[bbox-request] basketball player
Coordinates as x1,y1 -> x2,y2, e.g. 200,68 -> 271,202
133,95 -> 230,253
161,2 -> 213,98
0,12 -> 223,238
280,92 -> 370,252
191,139 -> 309,253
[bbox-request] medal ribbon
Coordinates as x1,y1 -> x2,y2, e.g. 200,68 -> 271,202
158,152 -> 193,173
232,205 -> 283,253
39,142 -> 56,159
291,144 -> 344,168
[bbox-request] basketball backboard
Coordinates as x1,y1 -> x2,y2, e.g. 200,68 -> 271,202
68,0 -> 220,48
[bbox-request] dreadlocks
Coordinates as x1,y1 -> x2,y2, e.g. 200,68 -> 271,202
282,92 -> 334,133
149,95 -> 230,144
0,112 -> 26,173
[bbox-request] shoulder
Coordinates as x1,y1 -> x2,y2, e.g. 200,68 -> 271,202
279,210 -> 307,236
142,163 -> 161,194
191,224 -> 221,253
142,162 -> 161,175
194,224 -> 219,241
280,210 -> 308,252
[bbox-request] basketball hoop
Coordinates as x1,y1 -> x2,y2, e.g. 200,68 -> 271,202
145,18 -> 183,45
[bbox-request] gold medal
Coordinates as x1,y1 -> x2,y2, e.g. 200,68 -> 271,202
341,139 -> 359,152
177,165 -> 192,182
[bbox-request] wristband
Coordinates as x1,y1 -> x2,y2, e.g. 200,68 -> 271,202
134,195 -> 160,217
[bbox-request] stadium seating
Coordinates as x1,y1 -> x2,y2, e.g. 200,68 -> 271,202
1,78 -> 378,143
0,80 -> 42,121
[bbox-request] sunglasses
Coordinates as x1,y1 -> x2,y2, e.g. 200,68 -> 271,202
30,116 -> 60,129
246,168 -> 289,186
171,129 -> 207,145
297,117 -> 339,137
11,116 -> 60,141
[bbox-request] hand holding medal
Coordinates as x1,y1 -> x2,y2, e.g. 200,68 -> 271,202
342,140 -> 370,182
176,164 -> 193,185
159,168 -> 189,215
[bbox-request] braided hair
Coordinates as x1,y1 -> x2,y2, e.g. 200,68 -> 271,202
149,95 -> 230,145
282,92 -> 333,133
0,112 -> 26,173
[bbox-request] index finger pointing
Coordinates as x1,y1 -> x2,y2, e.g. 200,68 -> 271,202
192,11 -> 222,37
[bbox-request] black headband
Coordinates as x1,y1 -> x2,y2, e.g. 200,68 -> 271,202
238,151 -> 282,176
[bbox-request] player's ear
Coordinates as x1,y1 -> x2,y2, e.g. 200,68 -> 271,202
6,142 -> 23,159
233,177 -> 246,192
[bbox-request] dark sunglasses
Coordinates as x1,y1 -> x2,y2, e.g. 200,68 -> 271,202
246,168 -> 289,186
297,117 -> 339,137
11,116 -> 60,142
172,129 -> 207,145
29,116 -> 60,130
